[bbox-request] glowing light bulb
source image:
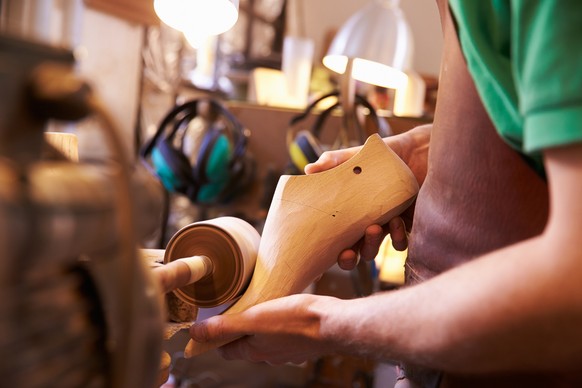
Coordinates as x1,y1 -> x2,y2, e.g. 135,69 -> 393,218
154,0 -> 239,36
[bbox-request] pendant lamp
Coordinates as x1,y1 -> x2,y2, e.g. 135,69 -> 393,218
323,0 -> 413,90
153,0 -> 240,37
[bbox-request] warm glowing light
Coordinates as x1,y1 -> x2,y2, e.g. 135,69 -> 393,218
321,54 -> 347,75
352,58 -> 408,89
154,0 -> 239,36
323,55 -> 408,89
375,235 -> 407,286
183,30 -> 207,49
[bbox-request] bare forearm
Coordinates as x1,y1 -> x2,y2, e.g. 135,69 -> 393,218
318,233 -> 582,373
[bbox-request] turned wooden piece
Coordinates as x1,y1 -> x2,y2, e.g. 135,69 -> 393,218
185,134 -> 419,356
147,217 -> 260,308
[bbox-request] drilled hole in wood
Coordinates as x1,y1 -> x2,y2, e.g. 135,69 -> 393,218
353,166 -> 362,174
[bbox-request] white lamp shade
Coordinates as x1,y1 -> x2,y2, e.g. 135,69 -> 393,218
323,0 -> 413,89
154,0 -> 239,36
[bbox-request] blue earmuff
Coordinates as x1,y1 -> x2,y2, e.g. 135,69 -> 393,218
140,99 -> 253,204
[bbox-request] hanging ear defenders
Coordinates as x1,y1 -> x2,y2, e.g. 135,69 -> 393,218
286,91 -> 390,173
140,99 -> 253,204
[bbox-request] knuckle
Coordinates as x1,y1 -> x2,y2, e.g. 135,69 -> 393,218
319,151 -> 333,163
197,317 -> 226,341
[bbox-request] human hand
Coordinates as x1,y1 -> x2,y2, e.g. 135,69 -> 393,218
305,124 -> 430,184
189,294 -> 339,365
305,125 -> 431,270
336,218 -> 408,270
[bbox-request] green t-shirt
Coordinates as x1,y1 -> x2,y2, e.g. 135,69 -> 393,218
449,0 -> 582,176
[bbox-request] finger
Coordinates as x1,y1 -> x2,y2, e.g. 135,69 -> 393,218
359,224 -> 386,261
337,249 -> 359,270
190,315 -> 242,344
388,217 -> 408,251
305,149 -> 355,174
304,151 -> 339,174
216,337 -> 257,362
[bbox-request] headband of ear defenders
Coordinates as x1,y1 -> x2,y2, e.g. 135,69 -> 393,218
286,90 -> 390,152
141,99 -> 246,160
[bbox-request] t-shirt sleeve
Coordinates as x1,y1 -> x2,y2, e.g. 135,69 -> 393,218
514,1 -> 582,153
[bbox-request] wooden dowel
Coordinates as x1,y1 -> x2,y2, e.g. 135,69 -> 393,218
152,255 -> 213,294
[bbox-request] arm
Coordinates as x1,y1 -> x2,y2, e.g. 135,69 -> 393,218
191,144 -> 582,373
320,144 -> 582,373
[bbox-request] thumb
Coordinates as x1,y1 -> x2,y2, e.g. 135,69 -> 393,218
190,315 -> 242,344
304,151 -> 342,174
304,159 -> 329,175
